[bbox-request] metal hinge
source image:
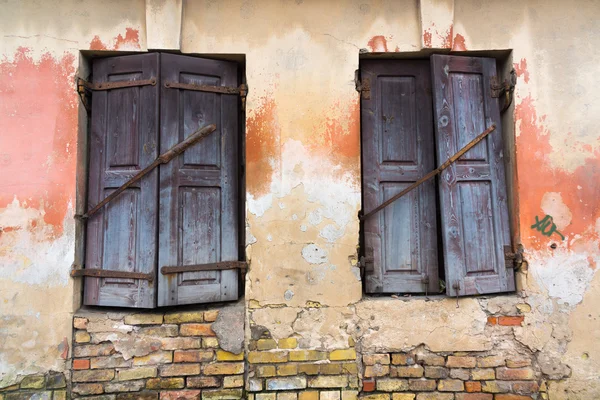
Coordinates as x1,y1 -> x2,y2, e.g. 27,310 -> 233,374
359,247 -> 375,272
355,70 -> 371,100
164,81 -> 248,110
491,69 -> 517,112
504,246 -> 524,270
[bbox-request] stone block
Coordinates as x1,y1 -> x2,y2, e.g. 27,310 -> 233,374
496,367 -> 534,380
266,377 -> 307,391
164,311 -> 204,324
424,366 -> 448,379
446,356 -> 476,368
146,378 -> 185,389
308,375 -> 348,388
329,349 -> 356,361
471,369 -> 495,380
187,377 -> 221,388
159,363 -> 201,377
248,351 -> 288,364
124,314 -> 163,325
72,369 -> 115,382
289,350 -> 327,362
363,354 -> 391,366
376,378 -> 409,392
118,366 -> 157,381
174,350 -> 214,363
393,365 -> 424,378
156,337 -> 200,352
216,350 -> 244,361
138,325 -> 179,337
409,379 -> 437,391
223,375 -> 244,388
319,391 -> 340,400
391,354 -> 415,365
203,362 -> 245,375
75,330 -> 92,343
438,379 -> 464,392
73,383 -> 104,395
364,365 -> 389,378
133,351 -> 173,366
180,323 -> 216,337
477,356 -> 505,368
278,338 -> 298,349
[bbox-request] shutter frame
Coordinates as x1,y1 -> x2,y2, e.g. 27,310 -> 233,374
157,53 -> 240,306
430,54 -> 515,296
361,60 -> 439,294
84,53 -> 160,308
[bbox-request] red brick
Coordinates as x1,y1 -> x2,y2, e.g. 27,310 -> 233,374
498,316 -> 524,326
465,381 -> 482,392
487,317 -> 498,325
73,359 -> 90,370
160,390 -> 201,399
447,356 -> 477,368
495,395 -> 533,400
180,323 -> 216,336
496,367 -> 534,380
362,379 -> 376,392
512,381 -> 540,393
455,394 -> 493,400
173,350 -> 214,363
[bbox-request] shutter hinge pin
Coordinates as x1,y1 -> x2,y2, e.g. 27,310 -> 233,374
504,245 -> 524,270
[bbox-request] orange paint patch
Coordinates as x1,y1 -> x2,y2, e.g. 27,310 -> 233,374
514,58 -> 530,84
452,33 -> 467,51
89,28 -> 141,51
515,95 -> 600,250
367,36 -> 388,52
0,48 -> 77,236
246,97 -> 280,196
423,30 -> 432,48
423,24 -> 453,49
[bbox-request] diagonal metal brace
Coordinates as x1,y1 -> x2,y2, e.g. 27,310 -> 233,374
360,124 -> 497,221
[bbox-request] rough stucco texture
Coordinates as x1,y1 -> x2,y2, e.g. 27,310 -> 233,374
0,0 -> 599,398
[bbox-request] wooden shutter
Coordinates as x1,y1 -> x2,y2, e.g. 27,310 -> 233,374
361,60 -> 439,293
158,53 -> 240,306
430,54 -> 514,296
84,53 -> 159,308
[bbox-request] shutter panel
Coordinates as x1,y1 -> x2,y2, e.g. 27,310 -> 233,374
361,60 -> 439,293
158,53 -> 240,306
430,54 -> 514,296
84,53 -> 159,308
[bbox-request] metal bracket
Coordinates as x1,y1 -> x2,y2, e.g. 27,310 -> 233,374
78,77 -> 157,92
164,82 -> 248,110
504,245 -> 524,270
71,265 -> 154,281
161,261 -> 248,275
355,74 -> 371,100
491,69 -> 517,112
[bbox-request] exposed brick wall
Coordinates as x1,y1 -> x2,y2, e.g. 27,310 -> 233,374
359,348 -> 544,400
0,372 -> 67,399
70,308 -> 243,399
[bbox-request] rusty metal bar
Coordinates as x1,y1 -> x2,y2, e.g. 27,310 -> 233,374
164,81 -> 247,96
71,267 -> 154,281
78,77 -> 157,91
360,124 -> 497,221
78,123 -> 217,220
161,261 -> 248,275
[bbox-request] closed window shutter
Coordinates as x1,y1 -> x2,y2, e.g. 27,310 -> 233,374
361,60 -> 439,293
430,54 -> 514,296
84,53 -> 159,308
157,53 -> 240,306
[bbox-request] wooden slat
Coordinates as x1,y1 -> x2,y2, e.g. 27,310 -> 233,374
431,54 -> 514,296
361,60 -> 439,294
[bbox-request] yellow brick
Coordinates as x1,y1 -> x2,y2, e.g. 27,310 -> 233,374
277,364 -> 298,376
257,339 -> 278,350
203,362 -> 245,375
320,363 -> 342,375
348,337 -> 355,347
392,395 -> 415,400
329,349 -> 356,361
289,350 -> 327,362
248,351 -> 289,364
216,350 -> 244,361
341,391 -> 358,400
203,337 -> 220,348
164,311 -> 204,324
124,313 -> 163,325
74,330 -> 91,343
223,375 -> 244,388
299,391 -> 319,400
341,362 -> 358,374
256,365 -> 277,377
278,338 -> 298,349
298,363 -> 320,375
204,310 -> 219,322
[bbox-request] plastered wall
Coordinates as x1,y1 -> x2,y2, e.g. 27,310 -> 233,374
0,0 -> 599,398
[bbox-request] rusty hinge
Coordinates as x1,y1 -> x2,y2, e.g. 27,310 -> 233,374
161,261 -> 248,275
358,247 -> 375,272
355,70 -> 371,100
164,81 -> 248,109
70,265 -> 154,281
504,245 -> 524,270
491,69 -> 517,112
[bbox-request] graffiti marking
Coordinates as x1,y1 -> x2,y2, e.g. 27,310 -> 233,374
531,215 -> 565,240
